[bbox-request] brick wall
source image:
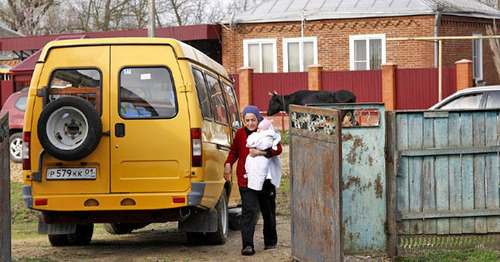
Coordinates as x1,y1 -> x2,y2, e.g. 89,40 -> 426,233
221,15 -> 500,85
439,15 -> 500,85
222,15 -> 436,74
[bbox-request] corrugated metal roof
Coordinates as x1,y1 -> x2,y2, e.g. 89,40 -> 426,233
228,0 -> 500,24
0,24 -> 220,52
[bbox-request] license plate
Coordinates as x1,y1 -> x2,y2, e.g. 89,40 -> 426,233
46,168 -> 97,180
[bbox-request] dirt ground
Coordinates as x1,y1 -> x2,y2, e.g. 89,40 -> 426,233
9,146 -> 387,261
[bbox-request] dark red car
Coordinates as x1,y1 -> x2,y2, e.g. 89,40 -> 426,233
0,88 -> 28,162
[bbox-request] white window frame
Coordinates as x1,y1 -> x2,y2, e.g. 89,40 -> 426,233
243,38 -> 278,73
349,34 -> 386,70
472,33 -> 483,82
282,37 -> 318,72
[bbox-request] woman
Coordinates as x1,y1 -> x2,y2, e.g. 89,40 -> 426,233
224,105 -> 283,256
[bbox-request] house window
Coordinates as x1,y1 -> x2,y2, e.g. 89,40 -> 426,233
283,37 -> 318,72
243,39 -> 277,73
349,34 -> 386,70
473,34 -> 483,82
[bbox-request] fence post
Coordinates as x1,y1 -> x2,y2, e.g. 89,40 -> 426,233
308,64 -> 323,91
382,63 -> 397,111
455,59 -> 473,91
385,111 -> 398,258
0,112 -> 10,262
237,67 -> 253,111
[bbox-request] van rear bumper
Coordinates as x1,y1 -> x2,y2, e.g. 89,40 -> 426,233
23,182 -> 206,212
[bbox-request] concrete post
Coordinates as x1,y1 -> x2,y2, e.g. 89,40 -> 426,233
456,59 -> 473,91
382,63 -> 397,111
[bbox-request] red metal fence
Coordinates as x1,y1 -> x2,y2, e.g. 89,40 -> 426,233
251,72 -> 308,111
396,67 -> 456,110
322,70 -> 383,103
0,80 -> 14,107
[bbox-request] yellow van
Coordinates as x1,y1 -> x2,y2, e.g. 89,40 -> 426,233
21,38 -> 241,246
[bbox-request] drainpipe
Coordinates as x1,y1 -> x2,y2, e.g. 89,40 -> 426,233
434,11 -> 442,68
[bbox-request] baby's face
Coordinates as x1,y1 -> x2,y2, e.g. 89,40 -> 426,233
257,128 -> 263,132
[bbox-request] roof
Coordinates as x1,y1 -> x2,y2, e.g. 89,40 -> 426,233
0,24 -> 220,52
33,37 -> 228,77
229,0 -> 500,24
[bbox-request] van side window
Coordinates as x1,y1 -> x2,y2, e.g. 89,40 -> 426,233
222,82 -> 241,129
119,67 -> 177,119
48,69 -> 101,114
192,68 -> 212,120
205,74 -> 228,125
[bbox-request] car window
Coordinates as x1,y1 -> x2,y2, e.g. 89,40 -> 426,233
205,74 -> 228,125
192,68 -> 212,120
48,69 -> 102,114
119,67 -> 177,119
221,82 -> 241,129
485,91 -> 500,108
439,93 -> 482,109
14,95 -> 28,111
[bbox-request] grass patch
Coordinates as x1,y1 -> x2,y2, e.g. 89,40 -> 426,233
11,182 -> 39,224
278,130 -> 289,145
276,176 -> 290,216
397,248 -> 500,262
13,256 -> 56,262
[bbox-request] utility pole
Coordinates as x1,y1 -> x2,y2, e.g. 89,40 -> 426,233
148,0 -> 156,37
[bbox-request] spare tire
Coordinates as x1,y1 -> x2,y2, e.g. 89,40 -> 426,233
38,96 -> 102,161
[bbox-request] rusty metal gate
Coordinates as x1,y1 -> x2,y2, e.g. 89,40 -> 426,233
386,110 -> 500,255
289,105 -> 343,261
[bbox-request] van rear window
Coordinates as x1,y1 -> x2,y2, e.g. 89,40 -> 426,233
48,69 -> 101,114
119,67 -> 177,119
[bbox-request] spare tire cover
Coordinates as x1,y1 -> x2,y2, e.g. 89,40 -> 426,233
37,96 -> 102,161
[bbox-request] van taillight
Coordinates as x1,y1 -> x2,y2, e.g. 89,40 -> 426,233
191,128 -> 202,167
22,131 -> 30,170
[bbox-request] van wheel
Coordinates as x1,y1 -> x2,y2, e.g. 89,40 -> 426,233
9,132 -> 23,163
104,223 -> 149,235
48,224 -> 93,246
48,234 -> 70,246
186,189 -> 229,245
206,188 -> 229,245
37,96 -> 102,161
67,224 -> 93,245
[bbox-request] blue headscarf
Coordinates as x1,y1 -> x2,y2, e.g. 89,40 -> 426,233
242,105 -> 263,122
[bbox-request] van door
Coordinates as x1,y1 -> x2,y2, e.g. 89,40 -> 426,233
109,45 -> 191,193
32,46 -> 111,195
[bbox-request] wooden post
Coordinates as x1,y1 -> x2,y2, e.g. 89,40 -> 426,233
0,112 -> 11,262
237,67 -> 253,112
455,59 -> 473,91
382,63 -> 397,111
385,111 -> 398,258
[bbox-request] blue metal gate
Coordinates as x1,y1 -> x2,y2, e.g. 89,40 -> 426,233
316,104 -> 387,254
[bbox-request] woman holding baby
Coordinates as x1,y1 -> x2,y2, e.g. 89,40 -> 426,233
224,105 -> 283,256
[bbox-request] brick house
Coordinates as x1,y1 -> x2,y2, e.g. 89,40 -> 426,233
221,0 -> 500,85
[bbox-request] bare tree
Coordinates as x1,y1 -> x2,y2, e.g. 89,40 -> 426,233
477,0 -> 497,8
0,0 -> 58,35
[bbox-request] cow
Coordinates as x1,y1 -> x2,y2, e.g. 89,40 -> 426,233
267,90 -> 358,126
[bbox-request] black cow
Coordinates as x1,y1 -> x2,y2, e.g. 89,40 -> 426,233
267,90 -> 358,125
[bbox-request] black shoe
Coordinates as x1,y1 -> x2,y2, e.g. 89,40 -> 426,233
241,246 -> 255,256
264,245 -> 276,250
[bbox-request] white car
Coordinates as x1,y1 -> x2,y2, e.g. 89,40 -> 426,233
429,86 -> 500,110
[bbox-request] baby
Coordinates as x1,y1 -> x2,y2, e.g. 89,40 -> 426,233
245,118 -> 282,191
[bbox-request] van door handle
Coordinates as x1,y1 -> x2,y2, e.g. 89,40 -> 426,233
115,123 -> 125,137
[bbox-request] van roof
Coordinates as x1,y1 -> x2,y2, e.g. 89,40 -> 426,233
37,37 -> 229,78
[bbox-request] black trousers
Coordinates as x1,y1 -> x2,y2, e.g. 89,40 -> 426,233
239,179 -> 277,249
